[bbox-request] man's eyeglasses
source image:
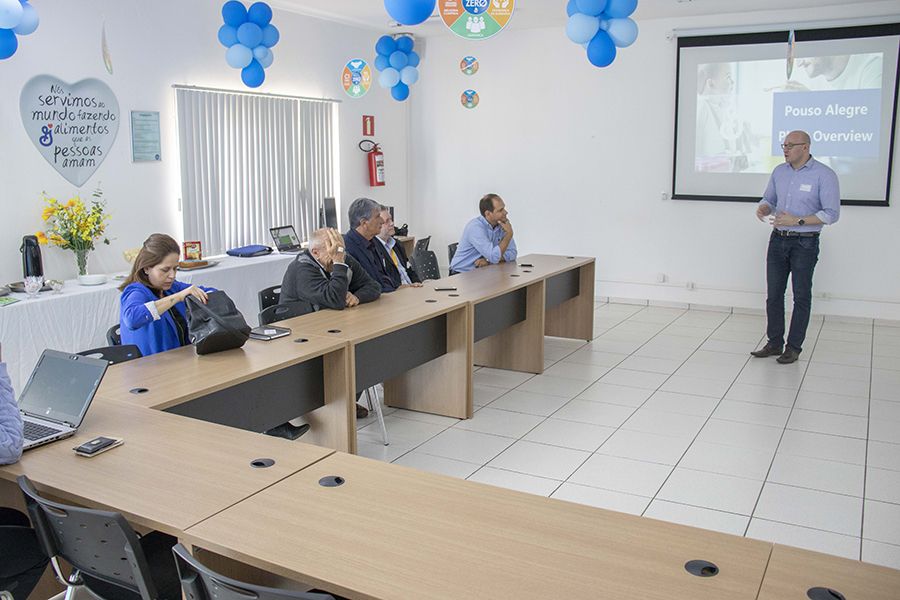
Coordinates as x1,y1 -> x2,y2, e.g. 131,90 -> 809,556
781,142 -> 807,150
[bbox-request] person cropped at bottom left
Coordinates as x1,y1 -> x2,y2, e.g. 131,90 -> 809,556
1,343 -> 50,599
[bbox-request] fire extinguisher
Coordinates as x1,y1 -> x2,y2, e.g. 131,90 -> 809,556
360,139 -> 385,187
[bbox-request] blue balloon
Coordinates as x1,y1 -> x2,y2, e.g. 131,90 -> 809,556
566,13 -> 600,44
391,82 -> 410,101
586,29 -> 616,67
237,22 -> 263,48
261,24 -> 279,47
0,0 -> 23,29
575,0 -> 607,17
384,0 -> 435,26
0,27 -> 17,59
374,54 -> 390,71
242,59 -> 266,87
606,17 -> 638,47
604,0 -> 637,18
247,2 -> 272,26
406,50 -> 420,67
12,1 -> 36,35
257,48 -> 274,68
389,50 -> 408,69
396,35 -> 414,53
375,35 -> 396,57
566,0 -> 578,17
218,24 -> 238,47
226,43 -> 253,69
222,0 -> 248,27
253,45 -> 269,60
378,67 -> 400,89
400,65 -> 419,85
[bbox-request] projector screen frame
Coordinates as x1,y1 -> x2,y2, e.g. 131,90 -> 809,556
671,22 -> 900,207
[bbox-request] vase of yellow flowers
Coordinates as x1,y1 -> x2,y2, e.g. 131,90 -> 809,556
37,187 -> 111,285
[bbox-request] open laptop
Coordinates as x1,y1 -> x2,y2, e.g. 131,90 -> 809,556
269,225 -> 303,253
19,349 -> 109,451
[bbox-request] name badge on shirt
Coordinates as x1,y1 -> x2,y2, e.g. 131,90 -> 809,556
799,184 -> 812,192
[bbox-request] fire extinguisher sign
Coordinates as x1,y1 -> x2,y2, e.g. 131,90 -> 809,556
363,115 -> 375,137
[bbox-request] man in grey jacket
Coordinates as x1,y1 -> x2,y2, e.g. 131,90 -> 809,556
280,229 -> 381,419
281,228 -> 381,313
1,344 -> 50,599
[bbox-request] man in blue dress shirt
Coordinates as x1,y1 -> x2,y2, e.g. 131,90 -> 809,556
751,130 -> 840,364
450,193 -> 517,273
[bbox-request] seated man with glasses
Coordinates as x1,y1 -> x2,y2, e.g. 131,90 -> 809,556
751,130 -> 840,365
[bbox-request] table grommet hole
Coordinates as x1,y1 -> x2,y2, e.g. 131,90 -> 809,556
425,299 -> 437,303
449,294 -> 459,297
684,560 -> 719,578
327,329 -> 342,334
294,338 -> 308,343
319,475 -> 345,487
250,458 -> 275,468
807,587 -> 846,600
129,387 -> 148,394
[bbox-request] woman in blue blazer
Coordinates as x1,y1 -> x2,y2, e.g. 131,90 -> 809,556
119,234 -> 215,357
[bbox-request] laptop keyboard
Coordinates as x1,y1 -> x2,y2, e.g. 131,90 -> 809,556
24,421 -> 62,441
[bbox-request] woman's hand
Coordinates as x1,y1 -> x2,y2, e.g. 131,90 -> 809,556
178,285 -> 209,304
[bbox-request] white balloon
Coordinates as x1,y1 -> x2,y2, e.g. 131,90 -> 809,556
13,2 -> 38,35
0,0 -> 24,29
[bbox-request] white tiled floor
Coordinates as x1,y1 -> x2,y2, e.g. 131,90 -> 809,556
356,302 -> 900,570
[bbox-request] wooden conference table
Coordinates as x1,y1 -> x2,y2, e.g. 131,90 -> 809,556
94,254 -> 595,452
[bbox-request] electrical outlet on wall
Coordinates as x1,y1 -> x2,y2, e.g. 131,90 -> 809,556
686,281 -> 695,290
656,273 -> 667,283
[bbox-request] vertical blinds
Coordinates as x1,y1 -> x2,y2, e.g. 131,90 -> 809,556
175,87 -> 336,254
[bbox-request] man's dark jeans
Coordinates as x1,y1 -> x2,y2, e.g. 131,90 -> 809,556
0,508 -> 49,599
766,232 -> 820,353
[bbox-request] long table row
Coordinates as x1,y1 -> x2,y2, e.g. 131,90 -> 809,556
2,255 -> 898,599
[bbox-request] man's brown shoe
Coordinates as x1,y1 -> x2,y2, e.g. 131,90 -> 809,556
356,404 -> 369,419
777,348 -> 800,364
750,343 -> 783,358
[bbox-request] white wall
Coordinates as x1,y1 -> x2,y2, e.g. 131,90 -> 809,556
409,2 -> 900,319
0,0 -> 407,284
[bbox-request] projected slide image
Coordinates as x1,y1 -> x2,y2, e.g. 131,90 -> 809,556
695,52 -> 883,176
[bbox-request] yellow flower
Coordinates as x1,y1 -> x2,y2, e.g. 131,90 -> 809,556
66,199 -> 76,208
41,206 -> 56,221
35,231 -> 48,245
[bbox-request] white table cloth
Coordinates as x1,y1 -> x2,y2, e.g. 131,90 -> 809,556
0,253 -> 294,394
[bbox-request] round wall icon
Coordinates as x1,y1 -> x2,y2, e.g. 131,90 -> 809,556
461,89 -> 479,109
460,55 -> 479,75
440,0 -> 515,40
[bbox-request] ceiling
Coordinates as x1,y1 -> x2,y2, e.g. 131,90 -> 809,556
269,0 -> 860,35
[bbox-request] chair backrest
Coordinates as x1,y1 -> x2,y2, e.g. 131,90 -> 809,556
414,236 -> 430,253
106,324 -> 121,346
78,345 -> 142,365
18,475 -> 161,600
258,302 -> 308,326
258,286 -> 281,313
447,242 -> 459,265
172,544 -> 333,600
409,251 -> 441,281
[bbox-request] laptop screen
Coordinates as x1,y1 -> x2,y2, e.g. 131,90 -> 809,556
270,226 -> 301,250
18,350 -> 108,426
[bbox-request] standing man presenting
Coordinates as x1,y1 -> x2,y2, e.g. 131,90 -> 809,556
450,193 -> 517,273
751,130 -> 840,364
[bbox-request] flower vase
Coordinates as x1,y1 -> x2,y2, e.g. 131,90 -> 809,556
75,249 -> 106,286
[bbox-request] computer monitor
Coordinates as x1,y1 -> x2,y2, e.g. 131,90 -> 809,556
321,197 -> 338,229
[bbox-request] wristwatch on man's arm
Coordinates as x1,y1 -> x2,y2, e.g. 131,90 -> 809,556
797,218 -> 806,226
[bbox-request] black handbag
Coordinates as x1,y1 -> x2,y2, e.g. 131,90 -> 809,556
185,291 -> 251,355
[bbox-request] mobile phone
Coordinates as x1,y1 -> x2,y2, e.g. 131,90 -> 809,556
434,287 -> 457,292
74,436 -> 123,457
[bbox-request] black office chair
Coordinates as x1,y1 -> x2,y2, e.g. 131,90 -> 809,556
447,242 -> 458,265
172,544 -> 333,600
78,345 -> 142,365
258,303 -> 308,326
18,475 -> 182,600
106,324 -> 122,346
258,286 -> 282,313
413,236 -> 430,254
409,251 -> 441,281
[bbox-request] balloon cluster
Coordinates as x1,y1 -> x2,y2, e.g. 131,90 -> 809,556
218,1 -> 280,88
0,0 -> 39,61
384,0 -> 436,27
374,35 -> 420,102
565,0 -> 638,68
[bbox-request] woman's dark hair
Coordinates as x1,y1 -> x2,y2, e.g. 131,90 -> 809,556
479,193 -> 501,217
118,233 -> 181,291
